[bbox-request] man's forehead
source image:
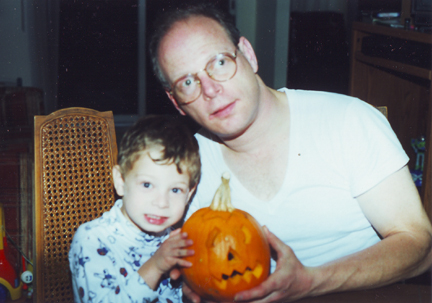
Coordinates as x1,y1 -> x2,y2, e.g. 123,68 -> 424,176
158,16 -> 235,79
162,16 -> 230,49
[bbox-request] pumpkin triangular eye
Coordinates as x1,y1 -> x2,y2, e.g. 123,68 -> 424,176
227,248 -> 240,262
228,252 -> 235,261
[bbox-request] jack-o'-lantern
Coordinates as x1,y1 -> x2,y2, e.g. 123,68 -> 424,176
181,173 -> 271,302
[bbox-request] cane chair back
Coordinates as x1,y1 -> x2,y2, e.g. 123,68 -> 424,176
34,107 -> 118,302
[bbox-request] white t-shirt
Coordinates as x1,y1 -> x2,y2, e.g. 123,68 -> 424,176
188,89 -> 408,270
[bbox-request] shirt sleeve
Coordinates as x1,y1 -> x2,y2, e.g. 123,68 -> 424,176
341,100 -> 409,197
69,226 -> 160,303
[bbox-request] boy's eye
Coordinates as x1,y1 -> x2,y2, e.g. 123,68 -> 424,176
172,188 -> 183,194
142,182 -> 151,188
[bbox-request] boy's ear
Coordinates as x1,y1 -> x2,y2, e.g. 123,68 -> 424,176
112,165 -> 125,197
165,90 -> 187,116
186,184 -> 197,202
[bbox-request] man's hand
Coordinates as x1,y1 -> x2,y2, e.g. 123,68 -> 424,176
234,226 -> 313,303
182,282 -> 205,303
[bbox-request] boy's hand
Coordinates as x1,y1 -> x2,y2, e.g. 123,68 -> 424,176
138,228 -> 194,289
154,228 -> 195,273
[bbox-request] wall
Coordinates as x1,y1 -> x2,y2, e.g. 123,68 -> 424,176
235,0 -> 290,89
0,0 -> 32,86
0,0 -> 59,114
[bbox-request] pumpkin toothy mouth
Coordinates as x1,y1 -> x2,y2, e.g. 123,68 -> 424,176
222,268 -> 249,280
214,262 -> 264,289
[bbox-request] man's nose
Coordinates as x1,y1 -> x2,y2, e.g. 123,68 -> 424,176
199,72 -> 222,100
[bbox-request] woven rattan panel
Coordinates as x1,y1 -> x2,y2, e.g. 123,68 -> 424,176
39,113 -> 116,302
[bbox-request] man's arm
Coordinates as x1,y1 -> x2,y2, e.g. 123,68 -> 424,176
234,165 -> 432,302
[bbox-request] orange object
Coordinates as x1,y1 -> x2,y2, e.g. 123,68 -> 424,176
181,173 -> 271,301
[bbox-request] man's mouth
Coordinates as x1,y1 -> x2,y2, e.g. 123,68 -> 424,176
210,101 -> 236,119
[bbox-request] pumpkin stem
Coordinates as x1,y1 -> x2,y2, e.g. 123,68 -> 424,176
210,172 -> 235,212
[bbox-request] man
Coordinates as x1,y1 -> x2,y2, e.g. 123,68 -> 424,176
149,4 -> 432,302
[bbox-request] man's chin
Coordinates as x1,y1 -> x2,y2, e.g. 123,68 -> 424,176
213,126 -> 249,142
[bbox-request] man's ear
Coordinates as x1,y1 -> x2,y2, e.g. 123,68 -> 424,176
238,36 -> 259,73
112,165 -> 125,197
165,90 -> 187,116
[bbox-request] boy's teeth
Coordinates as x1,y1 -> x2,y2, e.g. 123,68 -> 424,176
148,215 -> 161,219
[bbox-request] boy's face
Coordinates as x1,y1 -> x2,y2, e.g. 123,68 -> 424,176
113,148 -> 194,235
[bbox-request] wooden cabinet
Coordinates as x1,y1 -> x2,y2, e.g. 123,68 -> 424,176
349,22 -> 431,221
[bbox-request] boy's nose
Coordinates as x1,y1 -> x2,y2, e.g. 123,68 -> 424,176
153,193 -> 169,208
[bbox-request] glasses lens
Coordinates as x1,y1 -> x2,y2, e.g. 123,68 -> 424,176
172,52 -> 237,105
174,74 -> 200,103
207,53 -> 237,81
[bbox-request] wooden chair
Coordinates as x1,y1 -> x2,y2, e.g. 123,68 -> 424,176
34,108 -> 118,302
375,106 -> 388,119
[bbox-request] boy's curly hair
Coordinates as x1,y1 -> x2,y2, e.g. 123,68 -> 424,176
117,115 -> 201,189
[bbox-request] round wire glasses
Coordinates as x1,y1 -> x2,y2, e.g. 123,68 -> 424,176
169,50 -> 238,105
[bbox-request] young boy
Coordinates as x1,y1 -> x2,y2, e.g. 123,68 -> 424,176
68,115 -> 201,303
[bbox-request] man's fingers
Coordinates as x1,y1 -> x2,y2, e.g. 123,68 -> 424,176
264,226 -> 287,254
234,270 -> 277,302
183,283 -> 201,303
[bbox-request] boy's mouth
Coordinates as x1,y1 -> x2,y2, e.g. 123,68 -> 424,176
145,214 -> 168,225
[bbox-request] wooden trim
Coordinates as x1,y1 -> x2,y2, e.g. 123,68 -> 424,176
33,114 -> 43,303
352,21 -> 432,44
355,51 -> 432,80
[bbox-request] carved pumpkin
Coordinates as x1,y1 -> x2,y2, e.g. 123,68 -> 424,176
181,173 -> 271,301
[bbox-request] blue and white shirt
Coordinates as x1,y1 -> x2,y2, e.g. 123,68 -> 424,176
69,199 -> 182,303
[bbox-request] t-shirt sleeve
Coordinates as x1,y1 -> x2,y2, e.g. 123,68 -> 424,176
341,100 -> 409,197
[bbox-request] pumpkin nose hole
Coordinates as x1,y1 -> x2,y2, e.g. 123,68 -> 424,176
228,252 -> 234,261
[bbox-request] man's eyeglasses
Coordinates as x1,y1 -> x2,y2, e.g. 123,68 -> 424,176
169,50 -> 238,105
